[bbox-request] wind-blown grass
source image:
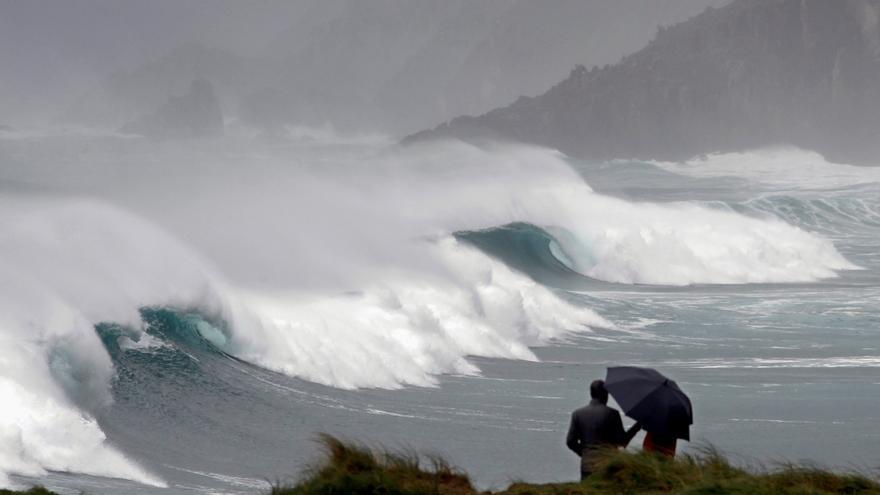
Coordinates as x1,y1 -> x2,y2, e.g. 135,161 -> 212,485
273,435 -> 880,495
271,433 -> 473,495
0,488 -> 57,495
5,437 -> 878,494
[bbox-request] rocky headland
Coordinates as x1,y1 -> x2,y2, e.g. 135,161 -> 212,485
408,0 -> 880,165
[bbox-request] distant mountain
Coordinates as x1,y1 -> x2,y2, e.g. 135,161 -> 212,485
409,0 -> 880,165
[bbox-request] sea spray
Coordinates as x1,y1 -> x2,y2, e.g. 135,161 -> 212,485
0,137 -> 861,486
0,198 -> 224,488
228,237 -> 613,389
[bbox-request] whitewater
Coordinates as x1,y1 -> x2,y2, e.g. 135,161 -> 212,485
0,130 -> 878,493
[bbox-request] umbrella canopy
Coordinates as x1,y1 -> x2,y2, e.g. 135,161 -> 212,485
605,366 -> 693,441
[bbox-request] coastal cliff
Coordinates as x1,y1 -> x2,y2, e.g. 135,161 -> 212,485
408,0 -> 880,165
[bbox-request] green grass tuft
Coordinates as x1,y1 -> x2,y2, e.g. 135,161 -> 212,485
0,488 -> 59,495
5,439 -> 877,495
271,433 -> 475,495
274,435 -> 880,495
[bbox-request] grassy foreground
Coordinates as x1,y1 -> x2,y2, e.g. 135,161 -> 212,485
273,434 -> 880,495
4,436 -> 879,494
0,489 -> 57,495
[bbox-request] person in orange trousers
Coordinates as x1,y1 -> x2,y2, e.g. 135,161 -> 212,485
643,430 -> 677,457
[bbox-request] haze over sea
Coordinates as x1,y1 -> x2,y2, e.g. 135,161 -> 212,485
1,128 -> 877,494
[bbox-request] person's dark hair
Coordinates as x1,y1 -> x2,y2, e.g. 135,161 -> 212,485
590,379 -> 608,403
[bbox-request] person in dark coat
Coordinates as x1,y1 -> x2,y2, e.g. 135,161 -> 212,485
566,379 -> 641,480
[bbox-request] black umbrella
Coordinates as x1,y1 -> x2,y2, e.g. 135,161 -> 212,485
605,366 -> 693,441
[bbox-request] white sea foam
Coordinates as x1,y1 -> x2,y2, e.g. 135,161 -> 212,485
551,192 -> 859,284
651,147 -> 880,189
663,356 -> 880,368
230,238 -> 611,389
0,193 -> 608,483
0,198 -> 218,487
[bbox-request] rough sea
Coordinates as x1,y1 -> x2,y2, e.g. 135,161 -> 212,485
1,129 -> 878,493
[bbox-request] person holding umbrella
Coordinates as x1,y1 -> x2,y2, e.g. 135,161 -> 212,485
604,366 -> 693,458
566,379 -> 642,480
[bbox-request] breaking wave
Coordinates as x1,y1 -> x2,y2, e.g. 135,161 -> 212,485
0,138 -> 861,487
0,195 -> 607,486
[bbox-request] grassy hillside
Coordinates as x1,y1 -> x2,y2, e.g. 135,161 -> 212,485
0,488 -> 57,495
273,434 -> 880,495
6,435 -> 879,494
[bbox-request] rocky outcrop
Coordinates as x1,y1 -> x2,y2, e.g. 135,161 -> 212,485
65,42 -> 256,129
121,78 -> 223,138
408,0 -> 880,165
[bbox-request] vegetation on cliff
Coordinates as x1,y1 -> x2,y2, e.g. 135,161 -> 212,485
0,488 -> 57,495
272,434 -> 880,495
5,435 -> 879,494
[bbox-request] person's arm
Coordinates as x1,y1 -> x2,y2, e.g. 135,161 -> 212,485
610,412 -> 640,447
566,412 -> 582,456
609,411 -> 627,447
622,421 -> 642,447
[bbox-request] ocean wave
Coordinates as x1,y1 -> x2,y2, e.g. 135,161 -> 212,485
229,237 -> 611,389
0,139 -> 863,486
559,194 -> 858,285
651,147 -> 880,190
457,204 -> 856,286
0,198 -> 210,488
0,194 -> 609,485
737,195 -> 880,235
663,356 -> 880,369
